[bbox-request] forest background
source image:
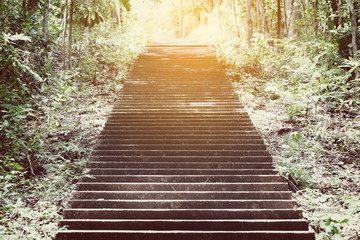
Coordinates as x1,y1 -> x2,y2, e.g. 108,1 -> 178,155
0,0 -> 359,239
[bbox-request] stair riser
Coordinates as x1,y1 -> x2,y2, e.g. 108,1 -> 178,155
93,145 -> 266,151
104,121 -> 254,126
112,104 -> 244,107
56,232 -> 315,240
89,156 -> 272,162
85,162 -> 273,169
91,150 -> 270,157
71,192 -> 292,200
85,169 -> 276,175
63,209 -> 303,219
102,126 -> 256,131
80,175 -> 284,183
98,135 -> 263,140
69,200 -> 297,209
76,183 -> 288,191
115,96 -> 238,100
58,220 -> 310,231
108,113 -> 248,117
97,139 -> 265,145
104,123 -> 253,127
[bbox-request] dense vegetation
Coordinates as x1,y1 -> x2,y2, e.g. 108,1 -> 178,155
187,0 -> 360,238
0,0 -> 359,239
0,0 -> 147,238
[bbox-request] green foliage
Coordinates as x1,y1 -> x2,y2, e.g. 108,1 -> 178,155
77,23 -> 145,87
321,217 -> 349,239
79,7 -> 104,28
214,19 -> 360,239
1,0 -> 148,239
0,34 -> 45,175
0,171 -> 71,240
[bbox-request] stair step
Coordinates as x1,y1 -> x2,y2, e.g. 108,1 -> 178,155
86,162 -> 273,169
56,230 -> 315,240
89,156 -> 272,162
98,134 -> 264,140
63,208 -> 304,219
59,219 -> 310,231
107,113 -> 249,117
68,199 -> 296,209
102,126 -> 256,131
97,139 -> 264,145
104,122 -> 254,127
79,175 -> 284,183
91,150 -> 270,157
71,191 -> 292,200
93,144 -> 266,151
76,183 -> 287,191
85,168 -> 275,175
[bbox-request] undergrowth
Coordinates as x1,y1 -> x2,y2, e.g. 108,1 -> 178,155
215,35 -> 360,239
0,23 -> 146,239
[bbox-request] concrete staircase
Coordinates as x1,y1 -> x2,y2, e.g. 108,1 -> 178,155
56,41 -> 315,240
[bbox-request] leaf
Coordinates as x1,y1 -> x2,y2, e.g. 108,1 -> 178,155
3,34 -> 32,43
340,219 -> 349,224
325,217 -> 332,226
120,0 -> 131,11
12,163 -> 23,170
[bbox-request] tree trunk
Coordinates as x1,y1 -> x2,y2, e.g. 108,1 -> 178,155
257,0 -> 269,34
246,0 -> 253,43
63,0 -> 68,70
288,0 -> 299,37
331,0 -> 351,58
283,0 -> 287,35
120,5 -> 123,29
112,9 -> 119,25
277,0 -> 281,38
330,0 -> 340,27
314,0 -> 318,36
255,0 -> 259,31
22,0 -> 39,18
217,0 -> 222,36
179,0 -> 183,38
232,0 -> 240,38
348,0 -> 359,77
68,0 -> 73,70
43,0 -> 49,43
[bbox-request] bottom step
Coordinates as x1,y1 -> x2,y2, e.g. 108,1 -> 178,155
56,230 -> 315,240
59,219 -> 310,231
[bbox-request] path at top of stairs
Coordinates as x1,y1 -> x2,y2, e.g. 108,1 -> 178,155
56,40 -> 315,240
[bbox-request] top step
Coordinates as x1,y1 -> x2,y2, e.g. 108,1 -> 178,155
147,39 -> 209,48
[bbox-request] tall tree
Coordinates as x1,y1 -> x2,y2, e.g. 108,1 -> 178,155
246,0 -> 253,42
22,0 -> 39,18
63,0 -> 68,70
331,0 -> 351,58
43,0 -> 49,43
217,0 -> 223,36
68,0 -> 73,70
288,0 -> 299,37
232,0 -> 240,37
179,0 -> 183,38
277,0 -> 281,38
313,0 -> 318,36
257,0 -> 269,34
348,0 -> 359,77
